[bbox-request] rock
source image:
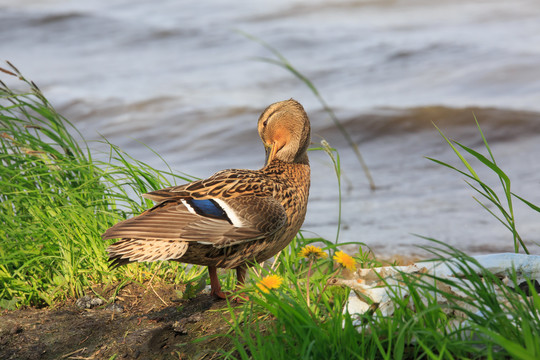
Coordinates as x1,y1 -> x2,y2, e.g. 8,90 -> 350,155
10,325 -> 23,335
75,296 -> 104,309
200,285 -> 212,295
172,313 -> 203,334
105,303 -> 124,313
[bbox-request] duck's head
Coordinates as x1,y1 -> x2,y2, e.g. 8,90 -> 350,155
258,99 -> 311,165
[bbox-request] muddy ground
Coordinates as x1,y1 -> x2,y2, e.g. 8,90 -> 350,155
0,282 -> 242,360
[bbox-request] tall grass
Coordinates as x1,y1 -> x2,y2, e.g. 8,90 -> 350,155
427,118 -> 539,254
0,63 -> 200,308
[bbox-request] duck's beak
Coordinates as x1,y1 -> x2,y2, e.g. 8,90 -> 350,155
264,142 -> 278,165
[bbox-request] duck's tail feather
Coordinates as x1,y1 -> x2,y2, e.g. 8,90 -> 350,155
106,238 -> 189,268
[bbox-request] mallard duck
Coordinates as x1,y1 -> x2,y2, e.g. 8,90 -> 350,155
103,99 -> 311,299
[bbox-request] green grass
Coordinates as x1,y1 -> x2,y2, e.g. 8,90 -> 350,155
2,62 -> 540,359
0,63 -> 202,308
427,118 -> 535,254
221,239 -> 540,359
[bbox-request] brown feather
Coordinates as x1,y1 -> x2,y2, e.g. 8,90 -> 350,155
107,239 -> 189,266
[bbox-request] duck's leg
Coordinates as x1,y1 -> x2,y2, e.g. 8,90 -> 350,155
208,266 -> 227,299
234,265 -> 249,301
235,266 -> 247,289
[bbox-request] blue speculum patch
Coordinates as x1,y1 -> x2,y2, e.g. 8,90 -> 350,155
187,199 -> 230,222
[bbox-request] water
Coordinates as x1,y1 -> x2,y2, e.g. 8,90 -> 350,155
2,0 -> 540,257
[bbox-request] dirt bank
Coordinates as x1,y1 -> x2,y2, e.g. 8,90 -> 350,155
0,282 -> 239,360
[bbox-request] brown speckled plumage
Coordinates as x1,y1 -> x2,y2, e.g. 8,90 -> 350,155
102,99 -> 311,299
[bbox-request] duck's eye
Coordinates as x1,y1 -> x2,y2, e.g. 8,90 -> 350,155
263,119 -> 268,127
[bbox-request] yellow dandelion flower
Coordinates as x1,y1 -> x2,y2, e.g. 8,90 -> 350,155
333,251 -> 357,271
256,274 -> 283,293
299,245 -> 328,260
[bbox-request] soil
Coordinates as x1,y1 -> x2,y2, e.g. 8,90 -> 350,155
0,282 -> 241,360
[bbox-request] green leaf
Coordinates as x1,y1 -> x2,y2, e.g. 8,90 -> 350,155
512,193 -> 540,213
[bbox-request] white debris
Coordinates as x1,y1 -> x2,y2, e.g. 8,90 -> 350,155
335,253 -> 540,325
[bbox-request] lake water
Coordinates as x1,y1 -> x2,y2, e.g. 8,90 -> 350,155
2,0 -> 540,257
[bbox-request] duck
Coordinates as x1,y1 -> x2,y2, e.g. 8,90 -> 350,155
102,99 -> 311,299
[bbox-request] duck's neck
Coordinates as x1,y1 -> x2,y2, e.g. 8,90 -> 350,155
294,152 -> 309,165
264,148 -> 309,168
263,156 -> 309,173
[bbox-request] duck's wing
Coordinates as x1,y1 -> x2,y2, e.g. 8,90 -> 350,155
102,170 -> 287,248
142,169 -> 275,202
